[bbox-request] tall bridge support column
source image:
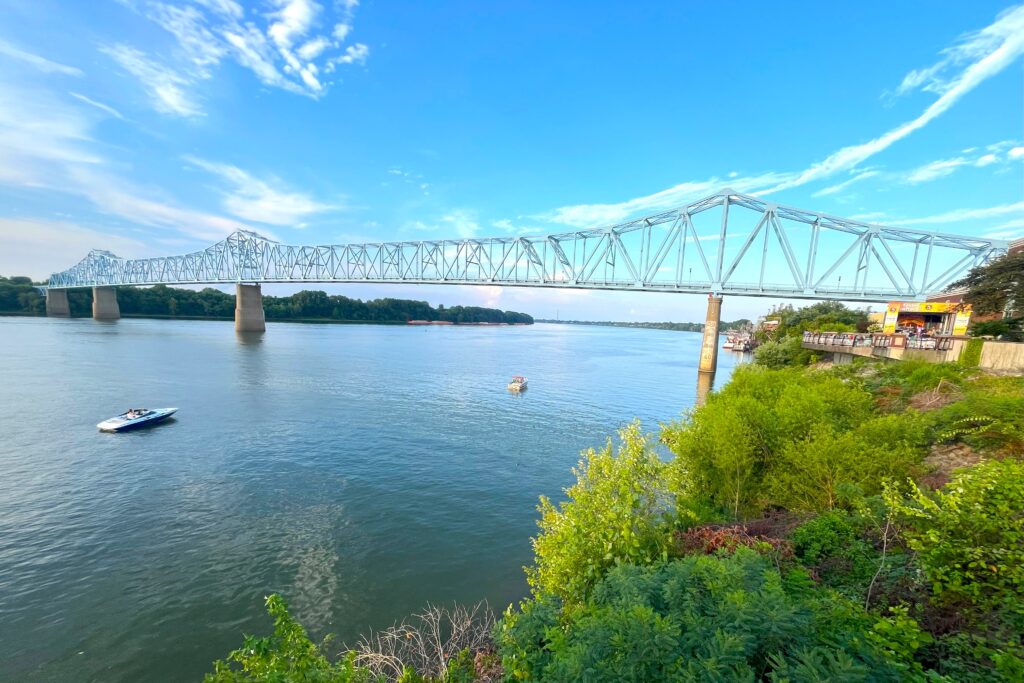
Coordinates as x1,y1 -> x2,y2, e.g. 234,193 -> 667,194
45,289 -> 70,317
696,294 -> 723,405
92,287 -> 120,320
235,283 -> 266,333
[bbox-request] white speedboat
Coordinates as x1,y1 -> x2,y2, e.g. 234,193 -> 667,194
507,376 -> 528,392
97,408 -> 178,432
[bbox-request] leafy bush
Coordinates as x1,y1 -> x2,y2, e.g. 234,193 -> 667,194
499,549 -> 909,682
887,459 -> 1024,618
754,335 -> 817,368
768,414 -> 928,512
928,383 -> 1024,454
867,360 -> 969,397
205,594 -> 375,682
970,317 -> 1023,342
665,366 -> 877,517
526,422 -> 672,603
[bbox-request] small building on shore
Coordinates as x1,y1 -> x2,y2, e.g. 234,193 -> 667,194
881,300 -> 971,336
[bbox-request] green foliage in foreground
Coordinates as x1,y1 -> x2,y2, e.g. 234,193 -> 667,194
206,594 -> 375,682
500,549 -> 911,682
662,365 -> 921,517
527,422 -> 672,604
888,459 -> 1024,620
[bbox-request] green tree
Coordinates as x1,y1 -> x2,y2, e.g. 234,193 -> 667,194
949,250 -> 1024,316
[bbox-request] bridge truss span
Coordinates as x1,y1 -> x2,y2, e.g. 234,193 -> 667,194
46,190 -> 1008,302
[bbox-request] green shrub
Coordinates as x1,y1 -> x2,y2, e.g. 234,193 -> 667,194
960,338 -> 985,367
526,422 -> 672,603
930,385 -> 1024,454
665,366 -> 877,517
791,511 -> 863,565
754,335 -> 817,368
887,459 -> 1024,618
869,360 -> 970,397
970,318 -> 1023,342
925,632 -> 1024,683
768,414 -> 928,512
205,594 -> 375,682
499,549 -> 909,682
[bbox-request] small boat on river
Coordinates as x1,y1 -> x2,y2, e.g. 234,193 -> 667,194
97,408 -> 178,432
507,376 -> 528,392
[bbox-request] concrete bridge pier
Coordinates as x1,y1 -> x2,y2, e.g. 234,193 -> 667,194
92,287 -> 120,320
235,283 -> 266,333
696,294 -> 723,405
45,289 -> 70,317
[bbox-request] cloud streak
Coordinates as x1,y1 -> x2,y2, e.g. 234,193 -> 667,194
0,39 -> 82,76
107,0 -> 370,116
542,5 -> 1024,227
184,155 -> 340,226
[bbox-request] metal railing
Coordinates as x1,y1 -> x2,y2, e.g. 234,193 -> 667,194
802,331 -> 955,351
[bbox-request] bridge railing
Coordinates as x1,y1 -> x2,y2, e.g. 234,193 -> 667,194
802,330 -> 956,351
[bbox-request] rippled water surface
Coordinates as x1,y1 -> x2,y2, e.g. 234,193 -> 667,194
0,317 -> 742,681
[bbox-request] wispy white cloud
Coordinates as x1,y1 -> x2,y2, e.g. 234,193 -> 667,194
0,218 -> 148,279
0,82 -> 102,187
404,209 -> 483,238
893,5 -> 1024,97
1010,147 -> 1024,160
905,158 -> 969,184
542,6 -> 1024,227
66,166 -> 247,240
441,209 -> 480,238
982,219 -> 1024,240
889,201 -> 1024,227
763,5 -> 1024,194
0,81 -> 249,242
541,172 -> 795,228
0,39 -> 82,76
101,44 -> 204,117
109,0 -> 370,115
848,211 -> 888,222
69,92 -> 126,120
903,142 -> 1022,183
183,155 -> 339,226
812,169 -> 880,197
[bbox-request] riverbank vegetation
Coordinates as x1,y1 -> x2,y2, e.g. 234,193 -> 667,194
0,277 -> 532,324
753,301 -> 870,368
207,358 -> 1024,682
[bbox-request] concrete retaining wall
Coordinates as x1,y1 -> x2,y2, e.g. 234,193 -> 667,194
979,341 -> 1024,371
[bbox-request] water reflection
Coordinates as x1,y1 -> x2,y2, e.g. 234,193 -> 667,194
236,331 -> 265,346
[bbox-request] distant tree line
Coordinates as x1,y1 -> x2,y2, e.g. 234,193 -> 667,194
536,319 -> 751,333
0,277 -> 533,324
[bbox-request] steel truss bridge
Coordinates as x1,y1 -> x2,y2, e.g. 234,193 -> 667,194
46,190 -> 1008,302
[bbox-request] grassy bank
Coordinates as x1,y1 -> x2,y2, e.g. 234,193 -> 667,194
207,359 -> 1024,682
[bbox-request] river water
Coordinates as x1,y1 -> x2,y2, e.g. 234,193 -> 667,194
0,317 -> 742,681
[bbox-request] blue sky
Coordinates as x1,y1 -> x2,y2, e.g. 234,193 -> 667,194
1,0 -> 1022,321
